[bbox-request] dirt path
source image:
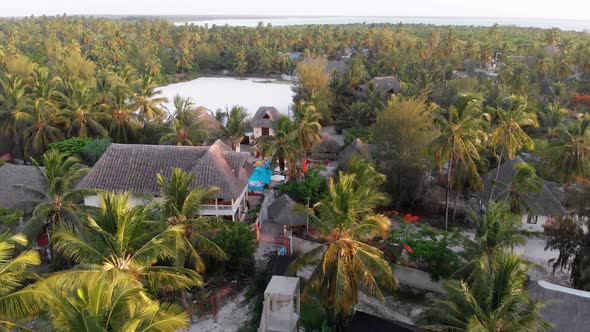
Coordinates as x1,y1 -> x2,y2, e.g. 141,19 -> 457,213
187,289 -> 251,332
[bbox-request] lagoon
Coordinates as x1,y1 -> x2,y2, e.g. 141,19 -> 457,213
158,77 -> 295,117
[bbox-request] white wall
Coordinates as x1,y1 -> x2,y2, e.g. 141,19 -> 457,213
520,215 -> 549,232
84,194 -> 154,207
253,127 -> 275,139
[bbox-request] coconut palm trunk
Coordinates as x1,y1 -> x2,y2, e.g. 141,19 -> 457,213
444,148 -> 454,231
488,144 -> 506,203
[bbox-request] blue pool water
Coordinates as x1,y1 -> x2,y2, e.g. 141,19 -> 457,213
248,164 -> 273,191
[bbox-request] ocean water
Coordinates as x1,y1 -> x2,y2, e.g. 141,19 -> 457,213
157,77 -> 294,117
179,16 -> 590,31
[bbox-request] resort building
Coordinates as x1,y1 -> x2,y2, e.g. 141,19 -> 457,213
77,140 -> 253,221
251,106 -> 281,139
479,156 -> 567,232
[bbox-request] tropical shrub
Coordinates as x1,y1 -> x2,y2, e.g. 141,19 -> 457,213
213,222 -> 257,278
344,126 -> 373,145
81,138 -> 111,165
279,169 -> 328,204
49,137 -> 92,158
387,217 -> 463,281
0,208 -> 23,229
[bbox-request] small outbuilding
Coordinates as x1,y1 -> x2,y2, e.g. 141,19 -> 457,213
251,106 -> 281,139
267,194 -> 307,228
259,276 -> 300,332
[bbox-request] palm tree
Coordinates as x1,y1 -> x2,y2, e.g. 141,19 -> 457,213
466,202 -> 525,256
132,76 -> 168,124
0,73 -> 31,157
157,168 -> 227,273
60,80 -> 108,138
159,119 -> 200,146
364,80 -> 386,113
432,96 -> 488,230
219,105 -> 250,151
170,94 -> 195,128
487,97 -> 539,202
421,253 -> 551,331
108,84 -> 140,143
257,115 -> 300,172
288,173 -> 397,326
537,102 -> 567,138
294,102 -> 323,155
21,99 -> 64,158
16,150 -> 91,260
0,233 -> 41,330
52,191 -> 202,295
35,269 -> 189,331
494,162 -> 543,215
345,155 -> 387,193
546,116 -> 590,187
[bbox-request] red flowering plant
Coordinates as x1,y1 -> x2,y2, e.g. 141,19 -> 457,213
385,212 -> 463,281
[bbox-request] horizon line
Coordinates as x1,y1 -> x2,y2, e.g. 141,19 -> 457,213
1,13 -> 590,23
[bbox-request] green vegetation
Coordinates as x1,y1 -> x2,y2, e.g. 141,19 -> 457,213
1,14 -> 590,331
80,137 -> 111,165
49,137 -> 92,158
213,222 -> 257,279
289,161 -> 396,327
387,222 -> 463,281
0,208 -> 23,229
421,252 -> 551,331
278,168 -> 328,204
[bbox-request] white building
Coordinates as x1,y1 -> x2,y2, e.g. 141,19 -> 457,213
251,106 -> 280,140
77,140 -> 253,221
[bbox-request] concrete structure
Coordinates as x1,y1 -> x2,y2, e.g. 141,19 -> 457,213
78,140 -> 253,221
259,276 -> 300,332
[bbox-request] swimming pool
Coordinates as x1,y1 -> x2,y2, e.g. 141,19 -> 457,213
248,163 -> 273,191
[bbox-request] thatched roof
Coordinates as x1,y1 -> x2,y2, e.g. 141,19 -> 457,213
480,156 -> 567,216
251,106 -> 280,128
78,140 -> 252,201
0,164 -> 46,210
373,76 -> 402,95
312,134 -> 344,156
192,108 -> 222,132
338,138 -> 372,170
326,59 -> 350,75
267,194 -> 307,227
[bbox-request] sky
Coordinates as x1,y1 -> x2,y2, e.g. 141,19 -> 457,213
2,0 -> 590,21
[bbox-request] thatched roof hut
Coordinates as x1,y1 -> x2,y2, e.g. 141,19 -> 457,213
267,194 -> 307,227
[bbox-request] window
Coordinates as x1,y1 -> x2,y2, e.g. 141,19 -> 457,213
526,215 -> 538,224
262,113 -> 270,119
261,127 -> 270,136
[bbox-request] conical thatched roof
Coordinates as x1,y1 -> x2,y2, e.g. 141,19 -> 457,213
338,138 -> 371,170
267,194 -> 307,227
251,106 -> 280,128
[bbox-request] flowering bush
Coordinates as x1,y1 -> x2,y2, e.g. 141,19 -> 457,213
386,215 -> 463,281
403,213 -> 420,223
